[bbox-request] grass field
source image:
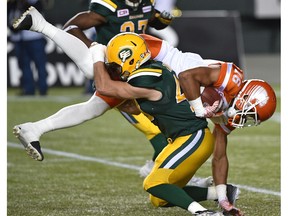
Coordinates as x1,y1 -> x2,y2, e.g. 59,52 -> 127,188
7,86 -> 281,216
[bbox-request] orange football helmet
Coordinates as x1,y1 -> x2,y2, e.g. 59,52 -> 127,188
227,79 -> 277,128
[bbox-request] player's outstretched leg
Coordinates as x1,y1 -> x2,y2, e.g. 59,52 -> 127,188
13,6 -> 94,78
13,6 -> 46,32
13,123 -> 44,161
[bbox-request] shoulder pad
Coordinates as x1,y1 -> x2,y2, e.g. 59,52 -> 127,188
128,68 -> 162,81
90,0 -> 117,12
127,67 -> 162,89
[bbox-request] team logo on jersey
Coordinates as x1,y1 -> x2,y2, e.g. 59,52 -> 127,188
142,5 -> 152,13
117,9 -> 129,17
119,48 -> 132,62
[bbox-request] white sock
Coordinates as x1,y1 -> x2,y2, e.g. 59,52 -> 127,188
207,186 -> 217,200
32,95 -> 110,135
187,201 -> 207,214
41,21 -> 57,39
41,22 -> 94,79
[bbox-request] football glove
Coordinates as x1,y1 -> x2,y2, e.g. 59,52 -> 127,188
219,200 -> 244,216
149,10 -> 173,30
155,10 -> 173,25
189,97 -> 220,118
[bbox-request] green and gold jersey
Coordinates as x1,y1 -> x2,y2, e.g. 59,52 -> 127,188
128,61 -> 208,140
89,0 -> 154,44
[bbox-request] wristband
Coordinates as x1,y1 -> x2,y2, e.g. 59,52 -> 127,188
188,97 -> 205,116
89,43 -> 106,63
216,184 -> 227,202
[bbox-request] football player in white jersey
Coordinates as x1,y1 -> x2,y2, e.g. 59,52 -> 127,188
12,6 -> 276,215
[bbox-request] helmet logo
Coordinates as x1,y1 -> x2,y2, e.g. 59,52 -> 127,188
119,48 -> 132,63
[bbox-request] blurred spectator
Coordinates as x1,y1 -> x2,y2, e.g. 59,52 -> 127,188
7,0 -> 48,96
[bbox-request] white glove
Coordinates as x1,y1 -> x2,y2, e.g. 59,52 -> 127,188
189,97 -> 219,118
219,199 -> 244,216
89,42 -> 107,63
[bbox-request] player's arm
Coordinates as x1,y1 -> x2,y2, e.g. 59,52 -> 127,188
93,61 -> 162,100
62,11 -> 106,47
90,43 -> 161,100
178,66 -> 221,100
178,66 -> 221,117
212,126 -> 228,186
212,126 -> 243,215
117,100 -> 141,115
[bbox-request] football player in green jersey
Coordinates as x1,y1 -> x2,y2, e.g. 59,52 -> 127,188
62,0 -> 174,46
90,32 -> 228,216
62,0 -> 175,168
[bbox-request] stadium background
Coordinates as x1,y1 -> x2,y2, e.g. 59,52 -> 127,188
6,1 -> 282,215
7,0 -> 280,88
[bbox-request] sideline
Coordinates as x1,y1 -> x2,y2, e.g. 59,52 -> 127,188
7,142 -> 280,197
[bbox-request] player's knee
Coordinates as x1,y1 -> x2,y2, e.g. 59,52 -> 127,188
143,168 -> 171,191
149,194 -> 168,207
143,175 -> 153,191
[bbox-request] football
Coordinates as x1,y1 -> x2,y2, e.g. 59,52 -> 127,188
201,86 -> 223,113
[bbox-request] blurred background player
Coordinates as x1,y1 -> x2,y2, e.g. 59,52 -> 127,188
7,0 -> 48,96
62,0 -> 173,95
61,0 -> 175,162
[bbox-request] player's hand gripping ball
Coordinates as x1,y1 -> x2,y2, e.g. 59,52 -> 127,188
201,87 -> 223,113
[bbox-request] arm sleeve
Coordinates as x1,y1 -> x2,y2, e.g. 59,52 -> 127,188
156,41 -> 208,77
141,34 -> 163,59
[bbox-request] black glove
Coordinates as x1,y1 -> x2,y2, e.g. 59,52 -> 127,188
149,10 -> 173,30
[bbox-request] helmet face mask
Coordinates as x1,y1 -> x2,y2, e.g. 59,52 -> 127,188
227,79 -> 276,128
125,0 -> 142,10
228,99 -> 260,128
106,32 -> 151,81
105,62 -> 123,81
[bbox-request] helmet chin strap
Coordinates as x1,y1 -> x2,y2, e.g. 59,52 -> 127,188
121,71 -> 130,81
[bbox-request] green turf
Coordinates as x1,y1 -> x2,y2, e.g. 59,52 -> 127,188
7,87 -> 281,216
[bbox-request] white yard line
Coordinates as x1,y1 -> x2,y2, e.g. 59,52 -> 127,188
7,142 -> 280,197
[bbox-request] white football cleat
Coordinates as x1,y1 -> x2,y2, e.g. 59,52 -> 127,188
13,6 -> 46,32
139,160 -> 154,177
187,176 -> 214,187
13,123 -> 44,161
